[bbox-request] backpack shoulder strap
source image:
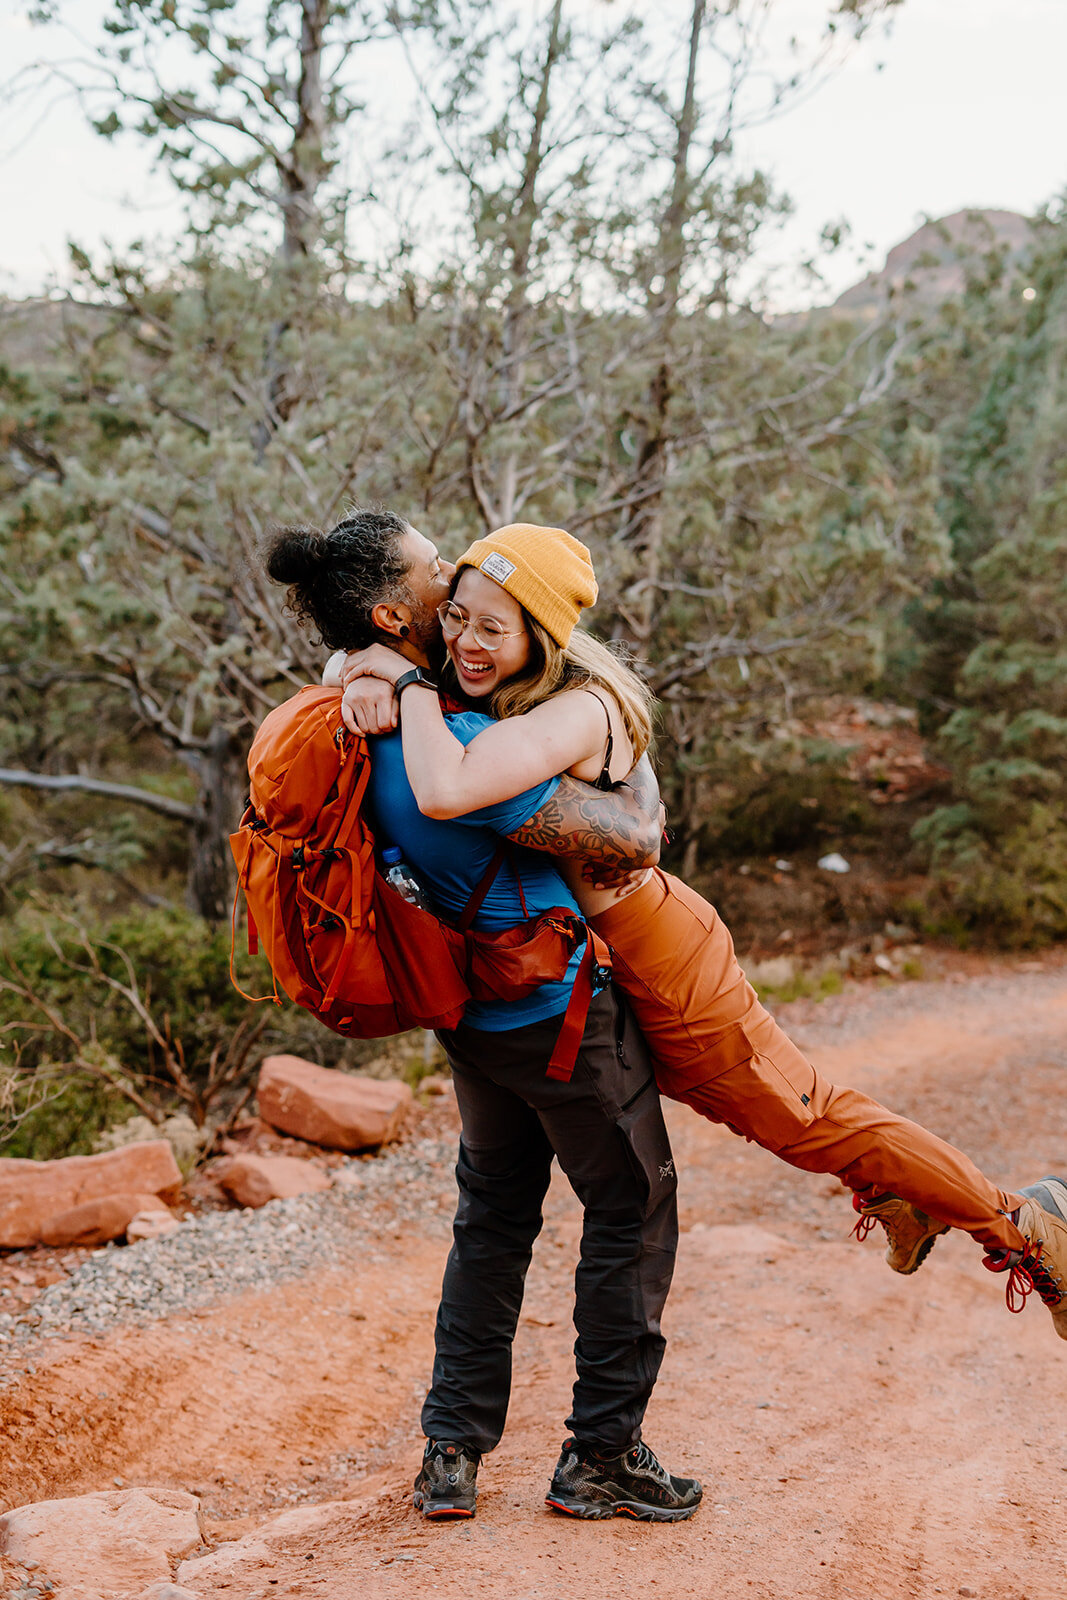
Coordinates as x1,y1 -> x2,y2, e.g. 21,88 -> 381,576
454,842 -> 508,933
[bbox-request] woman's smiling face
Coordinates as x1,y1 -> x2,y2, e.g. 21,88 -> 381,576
446,568 -> 531,697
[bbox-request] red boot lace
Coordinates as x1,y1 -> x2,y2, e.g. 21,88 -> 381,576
983,1242 -> 1058,1314
851,1192 -> 880,1243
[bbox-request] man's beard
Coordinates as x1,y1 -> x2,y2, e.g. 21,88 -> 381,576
406,595 -> 446,672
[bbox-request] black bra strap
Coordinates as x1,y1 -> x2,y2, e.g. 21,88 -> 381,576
591,692 -> 614,791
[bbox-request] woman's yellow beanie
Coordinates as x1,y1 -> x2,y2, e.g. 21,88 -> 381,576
456,523 -> 598,648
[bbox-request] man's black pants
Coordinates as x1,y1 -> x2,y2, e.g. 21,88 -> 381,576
425,984 -> 678,1455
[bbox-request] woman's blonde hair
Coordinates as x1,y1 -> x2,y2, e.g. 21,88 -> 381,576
484,616 -> 655,760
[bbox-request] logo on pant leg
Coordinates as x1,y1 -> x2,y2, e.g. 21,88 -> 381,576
659,1159 -> 675,1181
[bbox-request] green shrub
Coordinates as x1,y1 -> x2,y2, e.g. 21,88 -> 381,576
708,753 -> 875,862
0,899 -> 426,1156
913,801 -> 1067,947
1,1072 -> 132,1161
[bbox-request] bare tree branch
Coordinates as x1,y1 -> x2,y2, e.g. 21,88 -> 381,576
0,769 -> 196,821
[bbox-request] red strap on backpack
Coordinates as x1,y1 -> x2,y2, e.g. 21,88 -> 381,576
454,843 -> 509,933
545,926 -> 613,1083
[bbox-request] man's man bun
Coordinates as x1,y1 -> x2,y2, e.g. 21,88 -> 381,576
262,508 -> 413,652
264,525 -> 327,586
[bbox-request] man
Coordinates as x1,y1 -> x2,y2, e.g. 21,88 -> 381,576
266,507 -> 701,1523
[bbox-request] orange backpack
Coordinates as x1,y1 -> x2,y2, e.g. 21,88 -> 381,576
229,686 -> 608,1076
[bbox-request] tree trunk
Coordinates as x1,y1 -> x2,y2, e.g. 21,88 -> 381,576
281,0 -> 331,262
493,0 -> 565,524
616,0 -> 706,647
185,726 -> 249,925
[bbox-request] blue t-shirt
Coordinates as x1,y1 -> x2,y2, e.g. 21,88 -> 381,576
366,710 -> 583,1031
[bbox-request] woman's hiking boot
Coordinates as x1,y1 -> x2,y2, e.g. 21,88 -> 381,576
413,1439 -> 481,1518
851,1191 -> 950,1274
545,1438 -> 702,1521
983,1176 -> 1067,1341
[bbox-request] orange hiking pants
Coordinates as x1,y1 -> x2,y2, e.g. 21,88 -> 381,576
590,870 -> 1024,1255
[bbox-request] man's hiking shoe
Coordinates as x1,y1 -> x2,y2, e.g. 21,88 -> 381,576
545,1438 -> 702,1522
413,1439 -> 480,1519
983,1176 -> 1067,1341
851,1191 -> 950,1275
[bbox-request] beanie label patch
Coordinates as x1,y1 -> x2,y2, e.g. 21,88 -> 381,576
481,552 -> 517,583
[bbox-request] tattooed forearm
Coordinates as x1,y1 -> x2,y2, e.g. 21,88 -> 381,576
507,756 -> 663,884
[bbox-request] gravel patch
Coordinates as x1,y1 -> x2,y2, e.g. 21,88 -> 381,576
0,1134 -> 456,1375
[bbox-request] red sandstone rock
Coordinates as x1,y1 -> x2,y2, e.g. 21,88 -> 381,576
127,1207 -> 182,1244
0,1142 -> 182,1249
0,1487 -> 205,1592
39,1192 -> 172,1249
217,1153 -> 332,1209
256,1055 -> 412,1150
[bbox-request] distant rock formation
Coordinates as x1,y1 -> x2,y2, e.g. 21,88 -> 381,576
833,209 -> 1034,313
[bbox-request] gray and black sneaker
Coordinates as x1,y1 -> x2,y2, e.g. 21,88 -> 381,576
545,1438 -> 702,1522
413,1439 -> 481,1519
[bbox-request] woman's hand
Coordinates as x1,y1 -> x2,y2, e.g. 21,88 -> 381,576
340,644 -> 408,688
341,678 -> 399,736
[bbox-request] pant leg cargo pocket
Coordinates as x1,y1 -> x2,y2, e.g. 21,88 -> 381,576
658,1018 -> 819,1154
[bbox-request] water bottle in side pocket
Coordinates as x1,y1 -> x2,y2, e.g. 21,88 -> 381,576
381,846 -> 431,911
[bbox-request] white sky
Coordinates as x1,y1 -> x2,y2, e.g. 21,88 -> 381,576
1,0 -> 1065,305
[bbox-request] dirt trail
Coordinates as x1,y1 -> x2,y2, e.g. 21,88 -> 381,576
3,957 -> 1067,1600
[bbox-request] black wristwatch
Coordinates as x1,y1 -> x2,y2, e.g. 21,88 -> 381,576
393,666 -> 439,697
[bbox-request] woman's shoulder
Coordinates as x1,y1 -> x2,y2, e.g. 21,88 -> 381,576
560,683 -> 634,782
557,682 -> 621,730
553,683 -> 614,717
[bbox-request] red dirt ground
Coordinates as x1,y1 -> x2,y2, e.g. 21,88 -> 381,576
3,952 -> 1067,1599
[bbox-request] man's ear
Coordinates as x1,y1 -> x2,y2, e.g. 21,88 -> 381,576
370,599 -> 413,642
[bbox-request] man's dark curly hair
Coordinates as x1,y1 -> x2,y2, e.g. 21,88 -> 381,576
264,506 -> 413,651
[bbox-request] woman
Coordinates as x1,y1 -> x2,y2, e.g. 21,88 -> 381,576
338,520 -> 1067,1340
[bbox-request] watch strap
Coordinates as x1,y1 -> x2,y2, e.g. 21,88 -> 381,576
394,666 -> 438,696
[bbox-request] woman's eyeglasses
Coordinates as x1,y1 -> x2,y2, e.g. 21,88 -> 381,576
437,600 -> 523,653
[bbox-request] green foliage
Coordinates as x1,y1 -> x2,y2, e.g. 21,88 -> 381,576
914,803 -> 1067,947
1,907 -> 247,1071
5,0 -> 1043,959
748,965 -> 845,1005
706,753 -> 874,862
0,900 -> 403,1155
1,1074 -> 131,1162
900,201 -> 1067,941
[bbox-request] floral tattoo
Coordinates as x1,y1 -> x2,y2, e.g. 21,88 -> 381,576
508,755 -> 662,888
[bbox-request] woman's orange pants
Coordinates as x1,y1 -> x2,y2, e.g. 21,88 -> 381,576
590,871 -> 1024,1255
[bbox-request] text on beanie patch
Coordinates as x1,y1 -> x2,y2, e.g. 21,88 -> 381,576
481,552 -> 517,583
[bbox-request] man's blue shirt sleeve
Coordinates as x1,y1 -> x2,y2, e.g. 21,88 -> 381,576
444,710 -> 561,834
